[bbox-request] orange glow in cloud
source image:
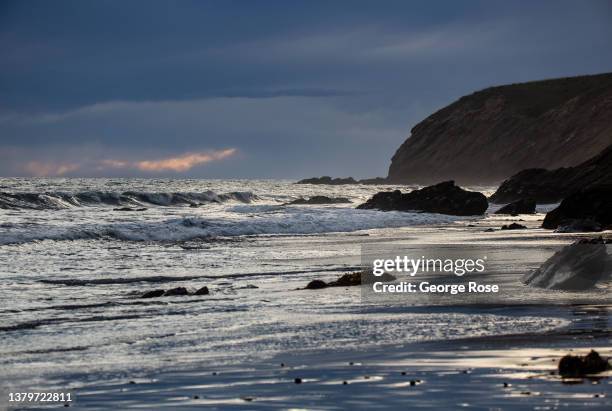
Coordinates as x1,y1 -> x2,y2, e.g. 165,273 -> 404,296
101,149 -> 237,172
135,149 -> 237,172
24,161 -> 80,177
99,159 -> 130,169
21,149 -> 236,176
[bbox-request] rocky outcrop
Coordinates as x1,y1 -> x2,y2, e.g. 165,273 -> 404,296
305,279 -> 328,290
194,286 -> 210,295
287,196 -> 351,205
501,223 -> 527,230
304,271 -> 396,289
388,73 -> 612,185
297,176 -> 358,185
523,238 -> 610,290
296,176 -> 388,185
163,287 -> 189,296
141,289 -> 165,298
542,185 -> 612,230
491,143 -> 612,204
494,199 -> 536,215
559,350 -> 611,377
140,286 -> 210,298
357,181 -> 488,216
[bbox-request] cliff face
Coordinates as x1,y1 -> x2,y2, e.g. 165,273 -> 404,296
490,142 -> 612,204
387,73 -> 612,185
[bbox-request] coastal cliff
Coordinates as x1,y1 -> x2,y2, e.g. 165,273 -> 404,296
387,73 -> 612,184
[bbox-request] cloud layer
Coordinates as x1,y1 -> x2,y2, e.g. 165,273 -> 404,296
4,148 -> 238,177
130,149 -> 237,172
1,1 -> 611,178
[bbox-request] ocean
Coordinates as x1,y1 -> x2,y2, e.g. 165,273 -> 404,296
0,178 -> 609,393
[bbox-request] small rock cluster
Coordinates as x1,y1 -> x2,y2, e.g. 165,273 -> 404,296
305,272 -> 396,290
558,350 -> 610,377
141,286 -> 209,298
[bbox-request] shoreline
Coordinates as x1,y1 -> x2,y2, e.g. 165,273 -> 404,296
45,311 -> 611,410
1,180 -> 610,409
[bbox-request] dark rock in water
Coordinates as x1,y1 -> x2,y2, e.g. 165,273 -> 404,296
297,176 -> 357,185
357,181 -> 488,216
558,350 -> 611,377
305,280 -> 328,289
294,378 -> 302,384
495,198 -> 536,215
296,176 -> 389,185
163,287 -> 189,296
305,271 -> 396,289
501,223 -> 527,230
189,203 -> 200,208
113,207 -> 147,212
328,271 -> 396,286
542,185 -> 612,230
141,289 -> 165,298
288,196 -> 351,205
555,219 -> 603,233
491,143 -> 612,204
194,286 -> 210,295
328,272 -> 362,287
523,238 -> 610,290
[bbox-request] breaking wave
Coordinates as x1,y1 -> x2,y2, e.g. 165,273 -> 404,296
0,208 -> 461,245
0,190 -> 258,210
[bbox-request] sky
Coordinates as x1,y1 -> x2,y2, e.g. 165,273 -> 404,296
1,0 -> 611,179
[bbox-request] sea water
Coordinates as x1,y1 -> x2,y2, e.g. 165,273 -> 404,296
0,178 -> 607,388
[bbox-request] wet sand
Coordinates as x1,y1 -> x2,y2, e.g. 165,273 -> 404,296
58,320 -> 611,410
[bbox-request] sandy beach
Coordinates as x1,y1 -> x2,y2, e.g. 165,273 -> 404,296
29,317 -> 612,410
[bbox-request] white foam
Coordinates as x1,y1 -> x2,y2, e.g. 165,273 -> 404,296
0,207 -> 462,244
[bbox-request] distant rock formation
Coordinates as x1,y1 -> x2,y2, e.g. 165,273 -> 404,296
296,176 -> 388,185
287,196 -> 351,205
490,143 -> 612,204
358,177 -> 388,185
388,73 -> 612,185
297,176 -> 357,185
357,181 -> 488,216
542,185 -> 612,230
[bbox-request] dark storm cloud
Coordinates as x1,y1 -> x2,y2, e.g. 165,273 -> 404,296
1,0 -> 611,177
